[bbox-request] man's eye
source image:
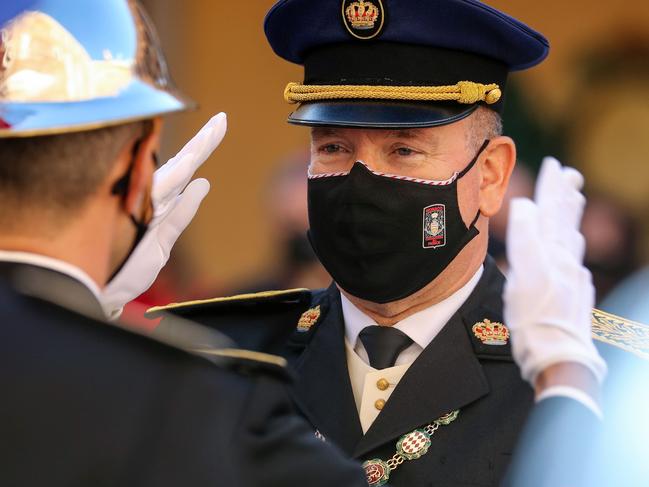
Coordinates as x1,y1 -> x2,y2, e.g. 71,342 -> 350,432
320,144 -> 343,154
395,147 -> 415,156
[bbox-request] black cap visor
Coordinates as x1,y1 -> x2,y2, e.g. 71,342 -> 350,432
288,100 -> 478,129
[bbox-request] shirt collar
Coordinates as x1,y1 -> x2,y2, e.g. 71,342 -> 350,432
342,265 -> 484,350
0,250 -> 102,302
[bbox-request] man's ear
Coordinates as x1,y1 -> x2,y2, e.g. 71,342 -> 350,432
478,135 -> 516,217
124,118 -> 163,215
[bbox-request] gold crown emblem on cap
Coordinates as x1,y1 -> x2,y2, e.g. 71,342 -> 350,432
297,306 -> 321,332
345,0 -> 380,30
472,319 -> 509,346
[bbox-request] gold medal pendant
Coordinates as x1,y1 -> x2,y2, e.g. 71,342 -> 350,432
396,429 -> 432,460
363,458 -> 391,486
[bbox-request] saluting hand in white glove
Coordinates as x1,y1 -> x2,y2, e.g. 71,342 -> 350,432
100,112 -> 227,319
504,157 -> 607,389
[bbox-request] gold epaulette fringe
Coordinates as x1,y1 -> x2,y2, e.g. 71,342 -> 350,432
284,81 -> 502,105
592,308 -> 649,361
191,347 -> 287,368
146,288 -> 309,315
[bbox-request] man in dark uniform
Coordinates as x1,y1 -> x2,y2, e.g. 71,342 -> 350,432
146,1 -> 647,486
0,2 -> 368,486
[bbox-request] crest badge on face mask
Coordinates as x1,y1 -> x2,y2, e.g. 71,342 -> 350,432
423,204 -> 446,249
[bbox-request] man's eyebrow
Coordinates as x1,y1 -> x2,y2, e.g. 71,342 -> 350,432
387,129 -> 434,141
310,127 -> 438,145
311,127 -> 341,140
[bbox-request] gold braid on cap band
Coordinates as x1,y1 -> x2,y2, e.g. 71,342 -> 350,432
284,81 -> 502,105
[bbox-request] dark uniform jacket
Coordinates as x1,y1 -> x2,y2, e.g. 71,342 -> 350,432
0,262 -> 368,487
151,258 -> 536,486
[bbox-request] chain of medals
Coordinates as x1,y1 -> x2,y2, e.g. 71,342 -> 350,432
362,410 -> 460,486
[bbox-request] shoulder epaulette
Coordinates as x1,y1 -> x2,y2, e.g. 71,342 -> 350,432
193,347 -> 287,368
146,288 -> 311,317
115,306 -> 292,379
592,308 -> 649,361
191,346 -> 291,379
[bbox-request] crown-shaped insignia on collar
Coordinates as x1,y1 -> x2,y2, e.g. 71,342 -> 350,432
297,305 -> 321,332
472,319 -> 509,346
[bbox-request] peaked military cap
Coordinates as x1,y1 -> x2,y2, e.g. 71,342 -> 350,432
265,0 -> 549,128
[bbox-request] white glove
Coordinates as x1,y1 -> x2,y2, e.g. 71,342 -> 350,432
100,112 -> 228,319
504,156 -> 607,385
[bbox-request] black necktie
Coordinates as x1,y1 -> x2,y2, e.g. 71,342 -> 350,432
358,326 -> 414,369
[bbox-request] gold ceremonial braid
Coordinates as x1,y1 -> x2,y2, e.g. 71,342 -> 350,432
591,308 -> 649,361
284,81 -> 502,105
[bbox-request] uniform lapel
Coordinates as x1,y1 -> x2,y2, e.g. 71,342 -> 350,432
291,286 -> 363,455
353,258 -> 503,458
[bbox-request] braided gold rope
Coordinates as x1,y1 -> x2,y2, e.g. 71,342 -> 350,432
284,81 -> 502,105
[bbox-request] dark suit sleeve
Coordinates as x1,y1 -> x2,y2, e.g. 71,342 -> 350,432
104,359 -> 366,487
235,376 -> 368,487
501,396 -> 600,487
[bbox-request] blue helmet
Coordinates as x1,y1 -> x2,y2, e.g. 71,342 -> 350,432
0,0 -> 193,137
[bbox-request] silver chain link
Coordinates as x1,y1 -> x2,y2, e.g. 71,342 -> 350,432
386,453 -> 405,470
424,422 -> 440,436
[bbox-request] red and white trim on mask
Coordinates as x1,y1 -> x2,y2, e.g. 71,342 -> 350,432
307,161 -> 458,186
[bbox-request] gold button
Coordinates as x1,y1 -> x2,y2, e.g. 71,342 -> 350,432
376,378 -> 389,391
374,399 -> 386,411
485,88 -> 502,105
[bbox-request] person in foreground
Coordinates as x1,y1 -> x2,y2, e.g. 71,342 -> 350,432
502,158 -> 649,487
0,1 -> 368,485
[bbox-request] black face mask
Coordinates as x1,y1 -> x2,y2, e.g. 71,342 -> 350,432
107,143 -> 156,282
307,140 -> 489,303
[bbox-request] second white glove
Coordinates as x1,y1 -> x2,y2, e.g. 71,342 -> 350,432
504,157 -> 607,385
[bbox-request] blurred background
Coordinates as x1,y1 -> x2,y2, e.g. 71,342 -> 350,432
132,0 -> 649,321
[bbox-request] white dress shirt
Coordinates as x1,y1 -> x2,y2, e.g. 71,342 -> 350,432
342,266 -> 484,432
342,266 -> 484,368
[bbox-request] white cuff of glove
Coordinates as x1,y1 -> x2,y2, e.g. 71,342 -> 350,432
537,385 -> 603,420
512,322 -> 608,386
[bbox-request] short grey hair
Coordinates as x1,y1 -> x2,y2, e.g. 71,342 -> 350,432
467,106 -> 503,152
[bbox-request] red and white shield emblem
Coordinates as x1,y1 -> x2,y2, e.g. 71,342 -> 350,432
423,204 -> 446,249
